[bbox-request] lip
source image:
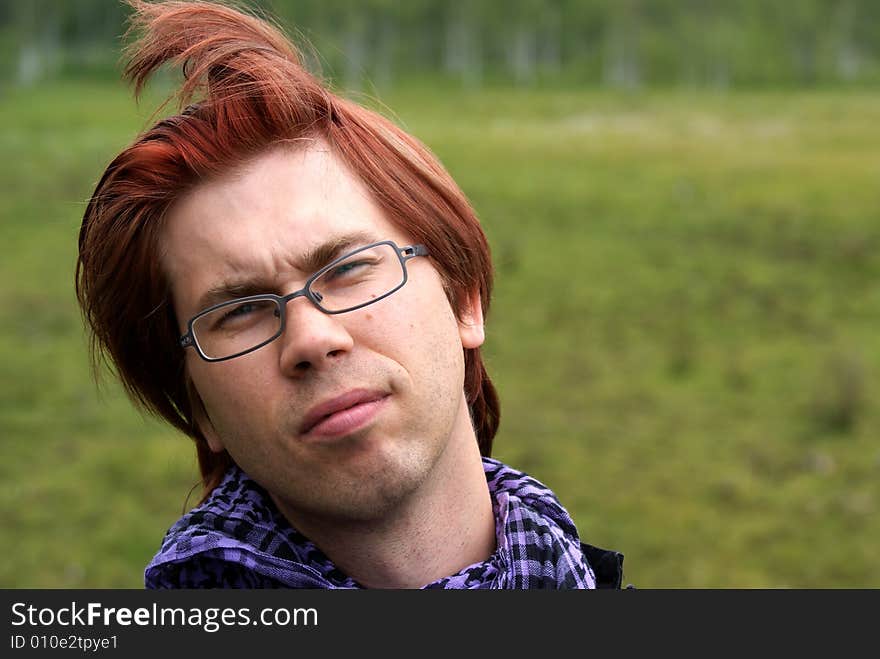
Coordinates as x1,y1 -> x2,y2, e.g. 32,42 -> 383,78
300,389 -> 390,438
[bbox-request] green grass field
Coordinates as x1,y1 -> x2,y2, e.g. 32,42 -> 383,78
1,80 -> 878,587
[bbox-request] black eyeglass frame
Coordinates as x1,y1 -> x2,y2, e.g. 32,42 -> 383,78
179,240 -> 429,362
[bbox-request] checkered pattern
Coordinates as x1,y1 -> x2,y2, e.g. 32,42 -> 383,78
145,457 -> 596,589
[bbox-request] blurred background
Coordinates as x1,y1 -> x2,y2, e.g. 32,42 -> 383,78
1,0 -> 878,588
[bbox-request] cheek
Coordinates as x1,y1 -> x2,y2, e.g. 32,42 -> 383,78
365,291 -> 464,381
189,359 -> 272,423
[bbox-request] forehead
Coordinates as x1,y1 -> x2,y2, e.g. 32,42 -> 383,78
161,141 -> 410,312
164,141 -> 400,255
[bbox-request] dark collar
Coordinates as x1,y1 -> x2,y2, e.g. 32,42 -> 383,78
580,543 -> 628,589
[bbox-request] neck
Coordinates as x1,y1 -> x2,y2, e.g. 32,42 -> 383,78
275,399 -> 496,588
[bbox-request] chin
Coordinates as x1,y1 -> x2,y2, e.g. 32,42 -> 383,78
308,444 -> 438,521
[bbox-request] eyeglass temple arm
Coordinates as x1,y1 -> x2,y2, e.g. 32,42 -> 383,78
401,244 -> 429,260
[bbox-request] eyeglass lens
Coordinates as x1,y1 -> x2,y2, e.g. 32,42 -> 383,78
191,242 -> 406,359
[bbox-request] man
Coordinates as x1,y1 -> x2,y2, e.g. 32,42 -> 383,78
77,0 -> 624,589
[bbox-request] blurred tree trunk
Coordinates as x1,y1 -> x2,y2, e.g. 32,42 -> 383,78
443,5 -> 481,89
373,15 -> 395,91
603,0 -> 641,89
342,12 -> 367,91
508,26 -> 536,86
538,5 -> 562,78
17,12 -> 60,84
833,1 -> 860,81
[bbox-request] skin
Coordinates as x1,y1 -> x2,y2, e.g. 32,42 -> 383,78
161,140 -> 496,587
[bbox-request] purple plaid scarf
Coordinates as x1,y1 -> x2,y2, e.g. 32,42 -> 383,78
145,457 -> 597,589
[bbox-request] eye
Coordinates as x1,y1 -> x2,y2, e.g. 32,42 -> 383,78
211,301 -> 274,330
224,302 -> 259,320
325,259 -> 373,281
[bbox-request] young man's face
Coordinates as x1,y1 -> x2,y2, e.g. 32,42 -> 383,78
162,141 -> 484,523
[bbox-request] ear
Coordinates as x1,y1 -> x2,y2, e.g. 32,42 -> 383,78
187,379 -> 225,453
458,289 -> 485,350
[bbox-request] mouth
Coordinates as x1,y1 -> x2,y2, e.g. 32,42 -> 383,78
300,389 -> 390,438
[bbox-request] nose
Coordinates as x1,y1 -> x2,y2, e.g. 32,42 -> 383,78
277,295 -> 354,375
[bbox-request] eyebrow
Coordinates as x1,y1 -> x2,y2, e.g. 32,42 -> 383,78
193,230 -> 378,312
298,230 -> 377,276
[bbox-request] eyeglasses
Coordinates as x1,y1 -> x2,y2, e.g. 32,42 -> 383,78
179,240 -> 428,362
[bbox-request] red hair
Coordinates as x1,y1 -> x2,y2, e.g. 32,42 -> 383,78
76,0 -> 499,500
